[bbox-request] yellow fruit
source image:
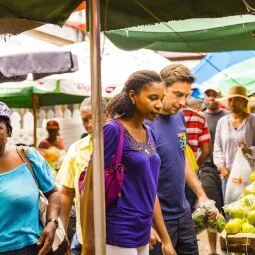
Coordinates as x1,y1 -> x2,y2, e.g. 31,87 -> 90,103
242,222 -> 255,233
247,210 -> 255,225
250,171 -> 255,183
225,219 -> 243,234
244,182 -> 255,196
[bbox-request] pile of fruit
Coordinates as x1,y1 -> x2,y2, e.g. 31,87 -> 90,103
224,172 -> 255,235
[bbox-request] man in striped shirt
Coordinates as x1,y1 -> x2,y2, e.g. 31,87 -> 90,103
183,96 -> 211,163
183,96 -> 211,211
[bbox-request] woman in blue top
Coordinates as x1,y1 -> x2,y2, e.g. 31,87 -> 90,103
82,70 -> 176,255
0,102 -> 60,255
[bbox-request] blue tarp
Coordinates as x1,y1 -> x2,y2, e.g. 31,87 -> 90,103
192,51 -> 255,84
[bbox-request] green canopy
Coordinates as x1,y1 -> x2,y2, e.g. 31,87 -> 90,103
0,0 -> 83,35
93,0 -> 251,31
0,81 -> 86,145
105,15 -> 255,52
0,0 -> 252,34
0,81 -> 85,108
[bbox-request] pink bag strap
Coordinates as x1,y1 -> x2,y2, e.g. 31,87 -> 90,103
115,120 -> 125,166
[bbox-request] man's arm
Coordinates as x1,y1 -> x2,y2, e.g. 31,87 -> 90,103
185,151 -> 207,200
196,142 -> 211,166
59,186 -> 75,233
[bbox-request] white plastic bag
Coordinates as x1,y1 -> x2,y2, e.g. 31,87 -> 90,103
225,148 -> 252,204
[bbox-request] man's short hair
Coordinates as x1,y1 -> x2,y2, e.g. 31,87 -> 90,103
160,64 -> 195,87
80,97 -> 107,112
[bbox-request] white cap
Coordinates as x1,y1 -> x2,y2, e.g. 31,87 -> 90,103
203,85 -> 221,94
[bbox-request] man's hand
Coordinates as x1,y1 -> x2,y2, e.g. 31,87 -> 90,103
219,166 -> 230,180
207,209 -> 219,220
197,198 -> 219,220
161,240 -> 177,255
150,227 -> 161,250
37,222 -> 57,255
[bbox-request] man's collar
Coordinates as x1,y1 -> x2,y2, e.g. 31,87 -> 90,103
80,135 -> 91,148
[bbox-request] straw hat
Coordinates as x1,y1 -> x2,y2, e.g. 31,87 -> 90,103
217,85 -> 255,104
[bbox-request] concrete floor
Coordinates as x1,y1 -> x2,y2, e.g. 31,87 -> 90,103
198,230 -> 225,255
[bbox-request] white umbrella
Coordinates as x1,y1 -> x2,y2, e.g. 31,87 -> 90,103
39,38 -> 171,97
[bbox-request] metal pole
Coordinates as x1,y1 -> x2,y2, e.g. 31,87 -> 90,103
32,94 -> 39,147
89,1 -> 106,255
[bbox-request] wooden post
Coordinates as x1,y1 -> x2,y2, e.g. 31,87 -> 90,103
82,0 -> 106,254
32,94 -> 39,147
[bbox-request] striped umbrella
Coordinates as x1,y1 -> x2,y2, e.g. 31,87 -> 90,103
192,51 -> 255,97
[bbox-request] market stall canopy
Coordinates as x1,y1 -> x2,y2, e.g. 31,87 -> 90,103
0,1 -> 253,35
38,38 -> 171,97
0,0 -> 83,35
0,81 -> 85,108
191,51 -> 255,96
94,0 -> 252,30
105,15 -> 255,52
0,34 -> 78,82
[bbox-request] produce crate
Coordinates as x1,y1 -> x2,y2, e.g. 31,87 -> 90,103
220,230 -> 255,254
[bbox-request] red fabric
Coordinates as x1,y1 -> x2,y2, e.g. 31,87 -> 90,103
182,108 -> 211,153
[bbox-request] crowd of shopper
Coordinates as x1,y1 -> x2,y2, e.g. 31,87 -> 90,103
1,63 -> 254,255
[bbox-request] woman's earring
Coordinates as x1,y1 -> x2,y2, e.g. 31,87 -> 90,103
132,100 -> 136,105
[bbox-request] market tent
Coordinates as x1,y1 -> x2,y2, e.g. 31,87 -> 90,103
0,1 -> 253,35
192,51 -> 255,96
1,2 -> 253,255
0,81 -> 85,108
0,81 -> 86,145
0,1 -> 83,35
94,0 -> 251,30
0,34 -> 78,82
39,38 -> 171,97
105,15 -> 255,52
192,51 -> 255,84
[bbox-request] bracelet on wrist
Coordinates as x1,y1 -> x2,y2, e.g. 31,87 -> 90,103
46,218 -> 58,227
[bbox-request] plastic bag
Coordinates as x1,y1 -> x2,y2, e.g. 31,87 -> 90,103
192,208 -> 207,234
208,214 -> 226,233
225,148 -> 252,204
223,199 -> 250,219
201,200 -> 226,233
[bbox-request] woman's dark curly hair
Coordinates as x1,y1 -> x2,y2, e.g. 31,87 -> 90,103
106,70 -> 162,119
0,116 -> 12,137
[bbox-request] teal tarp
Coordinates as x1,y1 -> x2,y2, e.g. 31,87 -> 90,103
105,15 -> 255,52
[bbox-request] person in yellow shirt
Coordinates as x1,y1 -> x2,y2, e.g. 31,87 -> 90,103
56,97 -> 107,255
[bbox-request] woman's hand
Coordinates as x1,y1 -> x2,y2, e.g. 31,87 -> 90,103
219,166 -> 230,180
240,142 -> 252,155
161,240 -> 177,255
149,227 -> 161,250
37,222 -> 57,255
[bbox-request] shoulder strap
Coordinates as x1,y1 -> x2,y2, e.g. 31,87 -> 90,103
16,146 -> 39,188
115,120 -> 125,165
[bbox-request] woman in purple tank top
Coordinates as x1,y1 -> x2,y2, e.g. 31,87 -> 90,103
81,70 -> 176,255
